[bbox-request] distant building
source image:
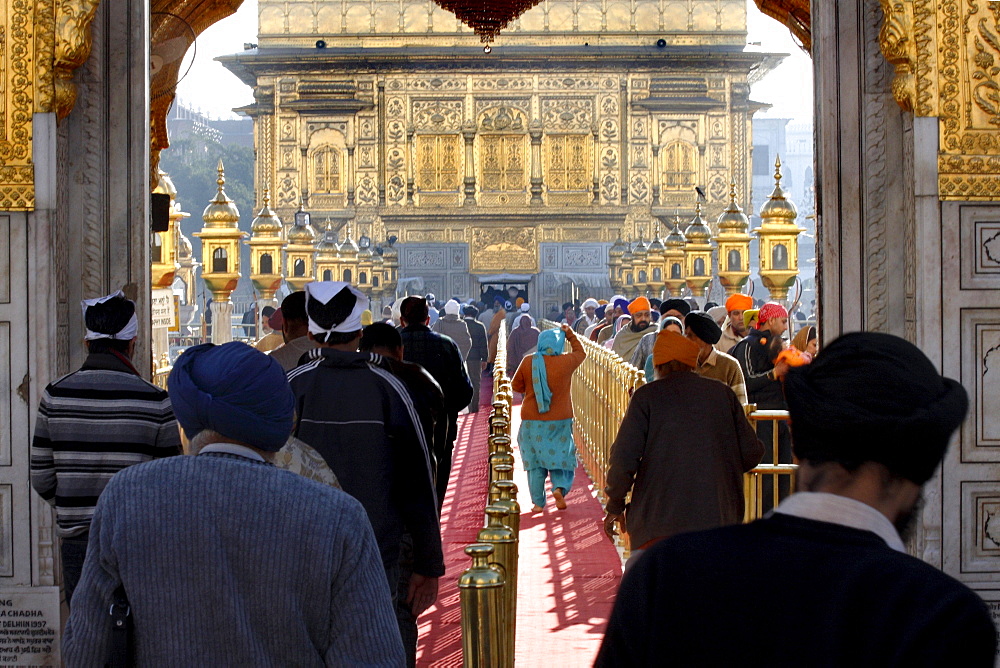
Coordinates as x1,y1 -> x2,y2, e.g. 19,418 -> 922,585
752,117 -> 815,317
167,102 -> 254,148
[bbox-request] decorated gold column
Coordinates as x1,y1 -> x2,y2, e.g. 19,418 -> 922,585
194,161 -> 244,344
338,225 -> 360,284
284,208 -> 318,291
662,215 -> 688,298
754,157 -> 803,304
683,203 -> 714,301
631,236 -> 650,296
357,235 -> 375,294
381,240 -> 399,299
620,239 -> 635,297
247,191 -> 285,303
607,233 -> 626,293
645,225 -> 666,301
315,219 -> 342,283
714,183 -> 752,297
151,170 -> 181,289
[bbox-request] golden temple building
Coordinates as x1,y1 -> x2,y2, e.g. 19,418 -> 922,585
220,0 -> 781,311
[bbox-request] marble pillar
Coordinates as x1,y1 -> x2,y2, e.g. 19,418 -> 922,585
211,299 -> 234,344
813,0 -> 1000,600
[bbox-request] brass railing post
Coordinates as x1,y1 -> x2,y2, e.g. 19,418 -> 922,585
478,506 -> 517,667
458,544 -> 506,668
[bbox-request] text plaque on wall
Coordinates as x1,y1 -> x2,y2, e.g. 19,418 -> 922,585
0,587 -> 60,665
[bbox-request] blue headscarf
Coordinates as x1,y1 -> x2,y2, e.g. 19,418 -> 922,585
168,342 -> 295,452
531,329 -> 566,414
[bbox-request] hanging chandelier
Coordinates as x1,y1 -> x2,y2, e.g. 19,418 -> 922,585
433,0 -> 543,44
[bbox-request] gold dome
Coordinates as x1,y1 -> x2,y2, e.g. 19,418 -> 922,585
250,190 -> 283,236
339,226 -> 359,256
665,216 -> 687,248
646,223 -> 666,253
609,232 -> 629,258
717,183 -> 750,232
177,228 -> 193,259
287,218 -> 318,244
684,202 -> 712,242
759,157 -> 798,221
315,219 -> 340,255
202,160 -> 241,228
632,235 -> 649,259
154,169 -> 178,199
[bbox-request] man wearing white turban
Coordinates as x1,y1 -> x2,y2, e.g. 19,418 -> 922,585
31,291 -> 181,606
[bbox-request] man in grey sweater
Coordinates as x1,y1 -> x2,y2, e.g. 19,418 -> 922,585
64,342 -> 404,666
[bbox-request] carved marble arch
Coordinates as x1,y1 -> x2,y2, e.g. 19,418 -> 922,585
752,0 -> 811,52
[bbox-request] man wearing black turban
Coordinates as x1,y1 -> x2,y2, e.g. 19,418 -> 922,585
597,332 -> 996,667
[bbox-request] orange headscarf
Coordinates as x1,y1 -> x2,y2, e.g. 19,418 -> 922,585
652,330 -> 700,368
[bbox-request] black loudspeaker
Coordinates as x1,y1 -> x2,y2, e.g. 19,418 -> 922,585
151,192 -> 170,232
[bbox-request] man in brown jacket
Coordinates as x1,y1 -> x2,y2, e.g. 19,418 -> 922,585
603,330 -> 763,567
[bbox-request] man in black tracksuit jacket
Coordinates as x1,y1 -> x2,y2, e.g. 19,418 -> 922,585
288,346 -> 445,598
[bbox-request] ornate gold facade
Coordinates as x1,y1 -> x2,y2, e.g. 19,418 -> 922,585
222,0 -> 779,305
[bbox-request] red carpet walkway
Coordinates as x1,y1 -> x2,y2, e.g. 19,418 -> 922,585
417,382 -> 622,667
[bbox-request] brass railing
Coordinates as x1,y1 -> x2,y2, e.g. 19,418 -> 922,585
743,408 -> 796,521
537,320 -> 795,548
460,324 -> 521,667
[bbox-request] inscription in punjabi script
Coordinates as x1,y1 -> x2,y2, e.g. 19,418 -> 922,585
471,228 -> 537,273
0,588 -> 60,666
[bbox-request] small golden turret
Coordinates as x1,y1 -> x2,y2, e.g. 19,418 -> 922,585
247,190 -> 284,301
193,160 -> 243,300
663,215 -> 687,298
683,201 -> 714,300
715,183 -> 753,297
283,205 -> 317,291
314,219 -> 341,283
754,157 -> 803,303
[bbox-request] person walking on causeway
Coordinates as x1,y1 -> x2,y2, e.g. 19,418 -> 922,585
510,323 -> 586,512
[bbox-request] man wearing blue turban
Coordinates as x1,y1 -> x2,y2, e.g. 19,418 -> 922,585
510,323 -> 587,511
64,342 -> 404,665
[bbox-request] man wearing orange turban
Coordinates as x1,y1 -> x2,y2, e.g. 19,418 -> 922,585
604,328 -> 763,567
717,293 -> 754,353
612,296 -> 655,366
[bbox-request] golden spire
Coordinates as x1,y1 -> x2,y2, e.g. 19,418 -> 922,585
250,188 -> 282,236
760,155 -> 798,220
202,159 -> 240,227
717,182 -> 750,231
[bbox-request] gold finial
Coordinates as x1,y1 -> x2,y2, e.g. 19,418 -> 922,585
729,182 -> 738,203
262,188 -> 270,207
774,155 -> 783,187
216,159 -> 226,189
695,200 -> 702,217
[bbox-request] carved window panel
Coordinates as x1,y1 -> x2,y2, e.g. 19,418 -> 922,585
663,140 -> 697,191
545,135 -> 592,191
312,146 -> 343,194
416,135 -> 462,192
479,135 -> 527,193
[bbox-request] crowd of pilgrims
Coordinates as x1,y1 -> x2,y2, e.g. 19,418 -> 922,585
30,283 -> 996,666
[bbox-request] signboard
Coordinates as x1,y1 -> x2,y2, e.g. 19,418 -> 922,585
169,295 -> 180,333
0,587 -> 60,665
151,288 -> 176,330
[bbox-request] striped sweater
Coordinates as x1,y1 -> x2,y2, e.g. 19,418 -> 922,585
30,352 -> 181,538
